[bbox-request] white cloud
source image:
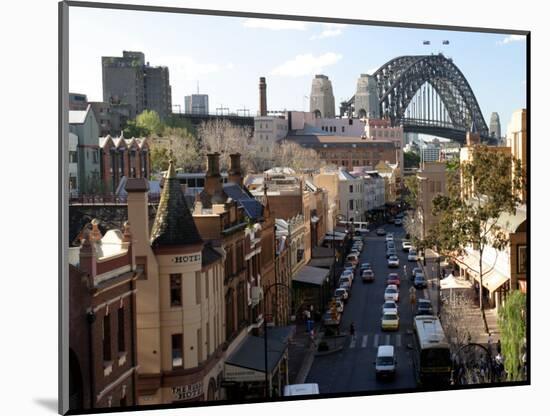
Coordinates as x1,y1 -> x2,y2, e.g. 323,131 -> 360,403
498,34 -> 526,45
242,18 -> 308,31
158,56 -> 233,81
310,23 -> 347,40
270,52 -> 343,77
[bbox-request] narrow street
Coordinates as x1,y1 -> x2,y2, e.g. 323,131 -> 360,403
306,223 -> 432,393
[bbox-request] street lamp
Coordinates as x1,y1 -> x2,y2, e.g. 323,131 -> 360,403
263,282 -> 293,399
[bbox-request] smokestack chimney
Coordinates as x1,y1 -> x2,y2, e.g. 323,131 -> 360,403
228,153 -> 244,186
205,153 -> 223,195
259,77 -> 267,117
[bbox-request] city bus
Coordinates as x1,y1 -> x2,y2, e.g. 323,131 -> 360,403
412,315 -> 452,386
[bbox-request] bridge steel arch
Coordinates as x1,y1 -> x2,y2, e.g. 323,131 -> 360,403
348,55 -> 489,141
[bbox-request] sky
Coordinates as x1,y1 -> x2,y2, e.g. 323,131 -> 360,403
68,6 -> 527,132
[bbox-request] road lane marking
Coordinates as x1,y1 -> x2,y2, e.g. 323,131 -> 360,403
373,334 -> 379,347
362,334 -> 368,348
385,334 -> 391,345
349,336 -> 356,349
396,334 -> 401,347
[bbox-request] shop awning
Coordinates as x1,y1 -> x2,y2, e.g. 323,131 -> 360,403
224,335 -> 287,382
308,257 -> 335,268
293,265 -> 329,286
457,253 -> 510,293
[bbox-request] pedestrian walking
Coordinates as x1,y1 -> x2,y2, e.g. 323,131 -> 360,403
349,322 -> 356,340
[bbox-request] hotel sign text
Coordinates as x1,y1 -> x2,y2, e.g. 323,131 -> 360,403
171,254 -> 201,264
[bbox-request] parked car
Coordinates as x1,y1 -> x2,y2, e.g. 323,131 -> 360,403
386,273 -> 400,287
362,269 -> 375,283
346,253 -> 359,265
335,299 -> 344,313
339,276 -> 352,289
394,218 -> 402,226
360,262 -> 372,273
353,236 -> 364,243
408,249 -> 418,262
334,287 -> 349,303
376,228 -> 386,236
381,312 -> 400,331
352,244 -> 363,253
402,241 -> 412,252
386,247 -> 397,258
323,310 -> 341,326
416,299 -> 434,316
384,285 -> 399,302
386,241 -> 395,249
375,345 -> 396,379
387,255 -> 399,268
341,269 -> 354,279
382,300 -> 398,315
411,267 -> 423,280
385,233 -> 394,242
344,261 -> 356,271
414,273 -> 427,289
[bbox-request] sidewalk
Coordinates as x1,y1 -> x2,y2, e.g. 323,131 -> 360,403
287,320 -> 320,384
420,258 -> 500,347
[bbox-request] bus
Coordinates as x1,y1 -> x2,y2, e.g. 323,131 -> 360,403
412,315 -> 452,386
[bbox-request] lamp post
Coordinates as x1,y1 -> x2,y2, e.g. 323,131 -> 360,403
263,282 -> 293,399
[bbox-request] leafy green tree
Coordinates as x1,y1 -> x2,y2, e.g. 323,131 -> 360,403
404,151 -> 420,168
498,290 -> 526,381
136,110 -> 163,136
427,145 -> 522,329
123,120 -> 150,138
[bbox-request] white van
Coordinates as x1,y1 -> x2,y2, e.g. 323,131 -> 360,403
375,345 -> 396,379
283,383 -> 320,397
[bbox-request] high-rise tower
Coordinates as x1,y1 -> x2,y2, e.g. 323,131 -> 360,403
489,112 -> 502,142
309,74 -> 335,118
354,74 -> 380,119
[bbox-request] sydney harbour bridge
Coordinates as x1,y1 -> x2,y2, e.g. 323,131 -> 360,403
340,54 -> 491,143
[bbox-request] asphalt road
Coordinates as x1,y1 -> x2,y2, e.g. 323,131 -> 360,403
306,223 -> 431,394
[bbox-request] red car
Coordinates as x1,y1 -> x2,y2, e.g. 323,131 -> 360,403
386,273 -> 401,287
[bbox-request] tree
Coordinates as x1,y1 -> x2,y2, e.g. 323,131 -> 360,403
197,119 -> 253,170
149,127 -> 202,174
136,110 -> 163,136
498,290 -> 526,381
123,120 -> 150,138
404,151 -> 420,168
427,145 -> 523,330
273,141 -> 324,172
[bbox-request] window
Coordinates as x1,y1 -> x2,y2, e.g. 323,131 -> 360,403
135,256 -> 147,280
103,314 -> 111,362
349,199 -> 354,210
205,271 -> 209,299
349,185 -> 353,193
172,334 -> 183,368
117,307 -> 125,353
170,274 -> 182,307
342,126 -> 345,133
93,151 -> 98,163
197,328 -> 203,364
206,322 -> 211,357
195,272 -> 201,304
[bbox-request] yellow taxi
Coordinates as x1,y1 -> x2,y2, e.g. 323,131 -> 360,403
381,312 -> 399,331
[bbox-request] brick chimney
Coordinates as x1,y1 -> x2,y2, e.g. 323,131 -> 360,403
125,177 -> 150,255
259,77 -> 267,117
228,153 -> 243,186
205,153 -> 223,196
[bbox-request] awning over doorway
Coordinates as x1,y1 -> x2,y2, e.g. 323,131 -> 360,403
458,253 -> 510,293
224,334 -> 287,382
292,265 -> 330,286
